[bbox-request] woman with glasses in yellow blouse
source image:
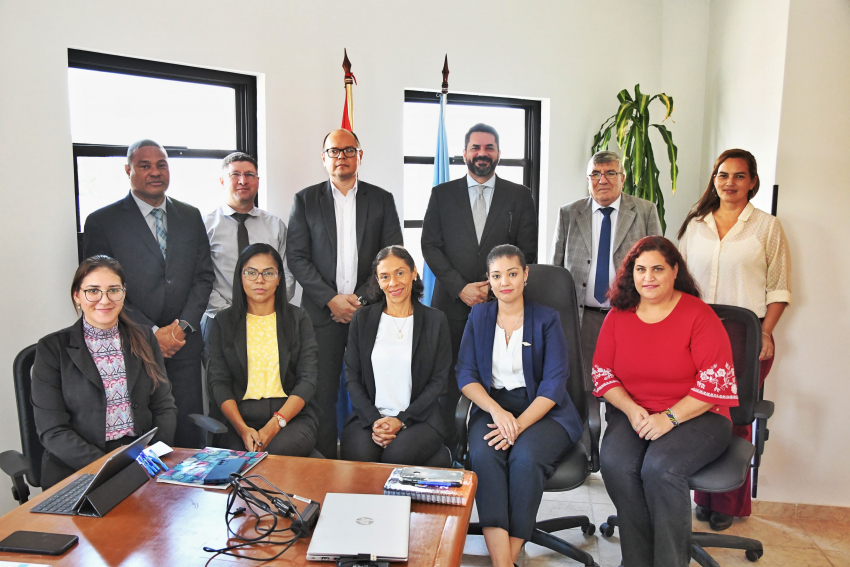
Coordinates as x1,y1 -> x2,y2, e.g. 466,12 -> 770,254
678,149 -> 792,530
207,243 -> 319,456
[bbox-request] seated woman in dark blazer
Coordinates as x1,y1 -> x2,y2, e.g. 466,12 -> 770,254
207,243 -> 319,456
341,245 -> 451,465
456,244 -> 583,567
32,255 -> 177,489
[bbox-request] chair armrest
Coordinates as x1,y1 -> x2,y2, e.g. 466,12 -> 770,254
188,414 -> 228,435
454,395 -> 473,467
585,393 -> 601,473
0,450 -> 30,479
754,400 -> 774,420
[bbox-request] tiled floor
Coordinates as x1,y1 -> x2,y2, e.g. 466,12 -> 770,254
461,473 -> 850,567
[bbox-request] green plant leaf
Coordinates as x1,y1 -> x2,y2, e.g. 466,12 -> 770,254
632,123 -> 644,191
651,124 -> 679,194
591,115 -> 616,154
617,89 -> 634,103
650,93 -> 674,121
615,102 -> 635,147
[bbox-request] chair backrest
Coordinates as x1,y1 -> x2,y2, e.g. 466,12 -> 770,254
12,345 -> 42,488
709,304 -> 761,426
524,264 -> 588,423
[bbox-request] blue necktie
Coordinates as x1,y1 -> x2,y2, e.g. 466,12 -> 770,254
594,207 -> 614,304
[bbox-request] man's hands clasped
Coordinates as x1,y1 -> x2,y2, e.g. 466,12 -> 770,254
155,319 -> 186,358
328,294 -> 361,324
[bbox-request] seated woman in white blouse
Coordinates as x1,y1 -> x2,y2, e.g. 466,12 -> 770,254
340,245 -> 452,465
678,149 -> 791,530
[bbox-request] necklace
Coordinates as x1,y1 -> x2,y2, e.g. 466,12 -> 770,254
498,311 -> 524,343
386,309 -> 413,339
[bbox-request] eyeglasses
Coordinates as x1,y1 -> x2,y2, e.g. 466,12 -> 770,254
242,268 -> 279,281
588,171 -> 624,180
82,288 -> 125,302
229,172 -> 259,181
324,147 -> 359,158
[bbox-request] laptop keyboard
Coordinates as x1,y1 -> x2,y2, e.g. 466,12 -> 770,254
32,473 -> 95,515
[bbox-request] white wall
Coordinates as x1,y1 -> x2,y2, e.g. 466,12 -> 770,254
700,0 -> 790,214
760,0 -> 850,507
0,0 -> 699,513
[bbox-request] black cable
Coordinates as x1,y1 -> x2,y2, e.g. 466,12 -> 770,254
202,472 -> 314,562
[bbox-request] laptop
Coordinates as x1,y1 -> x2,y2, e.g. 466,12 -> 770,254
32,427 -> 158,517
306,493 -> 411,562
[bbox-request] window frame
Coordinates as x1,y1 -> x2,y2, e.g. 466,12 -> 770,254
68,49 -> 258,248
402,90 -> 541,228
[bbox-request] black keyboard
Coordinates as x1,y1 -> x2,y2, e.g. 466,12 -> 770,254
32,473 -> 95,515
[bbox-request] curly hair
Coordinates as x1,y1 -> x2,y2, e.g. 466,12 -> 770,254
608,237 -> 701,311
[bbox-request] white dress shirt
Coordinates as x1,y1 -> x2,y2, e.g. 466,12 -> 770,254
130,191 -> 168,238
466,173 -> 495,215
332,181 -> 358,295
585,195 -> 621,308
203,204 -> 296,318
372,313 -> 414,417
679,202 -> 792,318
491,325 -> 526,391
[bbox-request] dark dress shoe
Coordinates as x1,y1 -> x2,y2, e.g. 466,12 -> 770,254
709,511 -> 734,531
695,505 -> 711,522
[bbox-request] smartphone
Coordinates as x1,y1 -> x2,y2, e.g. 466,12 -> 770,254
398,467 -> 463,486
0,531 -> 78,555
204,458 -> 249,485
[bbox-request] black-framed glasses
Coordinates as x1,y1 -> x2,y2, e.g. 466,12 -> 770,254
82,288 -> 125,302
324,147 -> 359,158
229,172 -> 259,181
242,268 -> 279,281
588,171 -> 624,180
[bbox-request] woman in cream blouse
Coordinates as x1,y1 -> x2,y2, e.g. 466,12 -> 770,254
207,243 -> 319,456
678,148 -> 791,530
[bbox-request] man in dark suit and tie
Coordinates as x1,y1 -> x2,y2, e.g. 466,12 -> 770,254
83,139 -> 215,448
287,129 -> 403,459
550,150 -> 662,388
421,123 -> 538,450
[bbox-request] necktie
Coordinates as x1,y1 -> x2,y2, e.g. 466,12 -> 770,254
231,213 -> 250,254
594,207 -> 614,304
151,208 -> 166,259
472,185 -> 487,243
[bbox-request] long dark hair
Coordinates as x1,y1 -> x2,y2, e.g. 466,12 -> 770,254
230,243 -> 293,341
484,244 -> 528,302
365,245 -> 424,305
71,256 -> 166,391
608,237 -> 701,311
677,149 -> 760,240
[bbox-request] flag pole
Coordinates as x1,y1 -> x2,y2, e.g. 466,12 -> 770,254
342,49 -> 355,131
441,54 -> 449,95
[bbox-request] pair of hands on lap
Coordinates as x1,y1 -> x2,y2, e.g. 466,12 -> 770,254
484,407 -> 525,451
627,406 -> 674,441
239,417 -> 281,452
372,416 -> 404,448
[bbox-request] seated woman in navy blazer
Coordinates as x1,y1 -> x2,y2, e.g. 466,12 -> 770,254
341,245 -> 451,465
207,243 -> 319,456
32,255 -> 177,489
456,244 -> 584,567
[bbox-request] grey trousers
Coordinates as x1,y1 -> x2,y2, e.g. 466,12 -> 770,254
580,308 -> 608,391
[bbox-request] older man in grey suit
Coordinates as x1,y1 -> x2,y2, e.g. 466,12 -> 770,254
550,151 -> 662,387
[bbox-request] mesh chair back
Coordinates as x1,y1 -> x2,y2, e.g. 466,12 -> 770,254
524,264 -> 587,423
12,345 -> 42,488
709,304 -> 761,426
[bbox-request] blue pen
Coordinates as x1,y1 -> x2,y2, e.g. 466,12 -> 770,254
416,481 -> 460,487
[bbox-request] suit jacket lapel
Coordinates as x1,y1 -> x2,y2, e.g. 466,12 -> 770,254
122,332 -> 141,396
576,198 -> 594,256
362,305 -> 382,399
355,182 -> 368,251
454,178 -> 479,246
67,319 -> 106,392
235,319 -> 249,381
275,312 -> 291,388
521,302 -> 534,403
613,195 -> 637,254
481,302 -> 497,389
164,198 -> 184,265
320,182 -> 338,256
122,193 -> 165,266
411,301 -> 424,360
479,176 -> 507,247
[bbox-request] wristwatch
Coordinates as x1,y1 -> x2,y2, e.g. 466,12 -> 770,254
274,412 -> 287,429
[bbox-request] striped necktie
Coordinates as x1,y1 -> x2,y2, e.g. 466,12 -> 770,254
151,208 -> 167,259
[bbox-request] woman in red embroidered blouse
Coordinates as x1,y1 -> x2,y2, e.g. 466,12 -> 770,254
593,237 -> 738,567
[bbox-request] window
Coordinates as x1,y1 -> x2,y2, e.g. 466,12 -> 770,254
68,49 -> 257,257
402,91 -> 541,272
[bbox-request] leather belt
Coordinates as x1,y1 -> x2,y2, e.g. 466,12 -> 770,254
583,306 -> 611,313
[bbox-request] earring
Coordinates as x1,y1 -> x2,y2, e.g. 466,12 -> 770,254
524,281 -> 528,286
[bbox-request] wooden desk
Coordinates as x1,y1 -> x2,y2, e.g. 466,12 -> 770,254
0,449 -> 477,566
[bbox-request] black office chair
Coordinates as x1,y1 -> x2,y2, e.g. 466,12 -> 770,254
598,304 -> 774,565
0,344 -> 41,504
455,264 -> 602,567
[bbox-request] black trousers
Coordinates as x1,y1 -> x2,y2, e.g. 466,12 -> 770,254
313,321 -> 350,460
580,308 -> 607,392
600,406 -> 732,567
166,355 -> 205,449
218,398 -> 317,457
439,316 -> 468,454
468,388 -> 572,541
340,418 -> 443,465
41,437 -> 136,490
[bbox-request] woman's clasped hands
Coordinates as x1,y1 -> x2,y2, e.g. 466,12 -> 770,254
372,416 -> 403,448
628,406 -> 674,441
484,406 -> 523,450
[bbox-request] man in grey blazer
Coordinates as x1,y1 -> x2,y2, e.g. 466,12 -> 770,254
550,151 -> 662,387
84,139 -> 215,449
287,129 -> 403,459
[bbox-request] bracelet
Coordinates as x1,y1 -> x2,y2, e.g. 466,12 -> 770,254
762,331 -> 772,338
664,408 -> 680,427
